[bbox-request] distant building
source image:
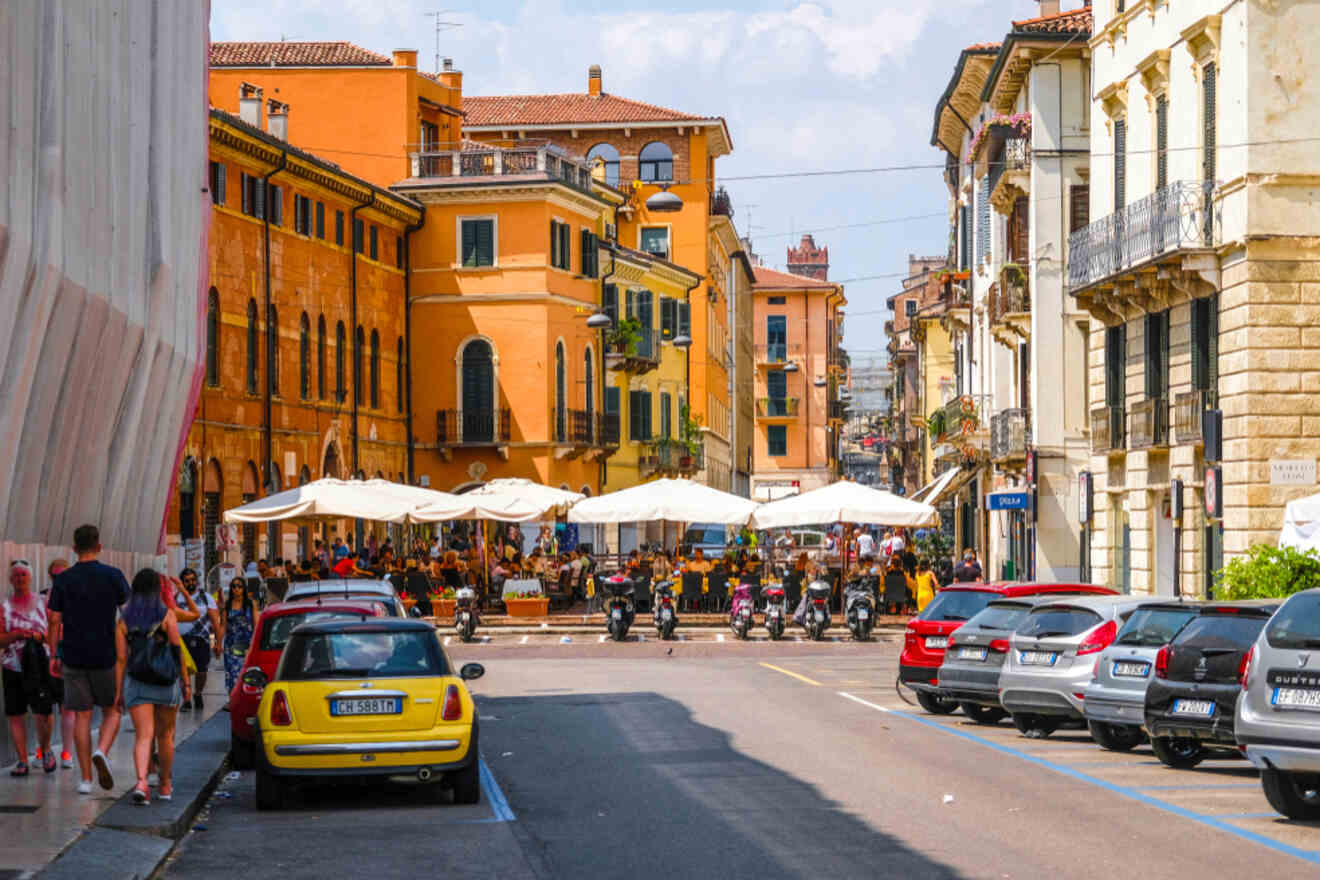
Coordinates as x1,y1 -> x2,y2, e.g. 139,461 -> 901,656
786,234 -> 829,281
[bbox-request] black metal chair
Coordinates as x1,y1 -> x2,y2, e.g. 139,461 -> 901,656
681,572 -> 704,612
633,573 -> 652,613
705,569 -> 729,613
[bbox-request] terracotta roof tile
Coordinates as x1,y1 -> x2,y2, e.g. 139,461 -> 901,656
463,93 -> 712,127
752,266 -> 839,290
966,42 -> 1002,51
1011,6 -> 1093,34
210,41 -> 391,67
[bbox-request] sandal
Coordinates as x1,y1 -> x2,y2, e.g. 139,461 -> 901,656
9,762 -> 29,777
43,753 -> 57,774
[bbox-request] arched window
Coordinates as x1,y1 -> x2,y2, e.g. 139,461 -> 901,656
246,299 -> 259,393
316,316 -> 326,400
267,304 -> 279,396
335,321 -> 346,401
369,329 -> 380,409
354,326 -> 365,405
586,143 -> 620,187
554,342 -> 566,442
206,288 -> 220,386
639,142 -> 674,183
178,457 -> 197,541
460,339 -> 495,442
396,337 -> 405,413
299,313 -> 311,399
584,348 -> 594,424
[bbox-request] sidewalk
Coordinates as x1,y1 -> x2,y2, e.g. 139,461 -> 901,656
0,666 -> 231,878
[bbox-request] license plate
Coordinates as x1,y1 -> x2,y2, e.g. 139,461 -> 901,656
1019,650 -> 1058,666
814,611 -> 825,622
331,698 -> 401,716
858,609 -> 870,620
662,609 -> 673,620
925,636 -> 948,649
957,646 -> 988,661
1172,698 -> 1215,716
611,609 -> 622,620
1273,687 -> 1320,711
1112,661 -> 1150,678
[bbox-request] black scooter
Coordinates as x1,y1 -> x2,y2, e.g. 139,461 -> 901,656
455,586 -> 479,643
653,580 -> 678,640
602,573 -> 636,642
844,577 -> 877,641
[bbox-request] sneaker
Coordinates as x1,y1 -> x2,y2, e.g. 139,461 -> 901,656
91,750 -> 114,791
43,752 -> 57,774
179,701 -> 192,713
77,780 -> 93,795
61,750 -> 73,769
194,694 -> 204,711
132,786 -> 149,805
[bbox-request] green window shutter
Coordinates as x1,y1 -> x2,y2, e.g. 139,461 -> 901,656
316,202 -> 325,239
1105,325 -> 1125,408
604,386 -> 620,415
477,220 -> 494,266
626,289 -> 636,320
580,229 -> 590,274
661,297 -> 675,339
1203,63 -> 1216,183
603,284 -> 618,324
1144,313 -> 1160,399
240,173 -> 249,214
641,391 -> 653,439
549,221 -> 558,267
1208,293 -> 1219,396
461,221 -> 475,266
335,211 -> 344,246
660,392 -> 672,438
369,225 -> 378,260
560,224 -> 572,270
678,301 -> 690,337
1190,298 -> 1207,392
629,390 -> 643,440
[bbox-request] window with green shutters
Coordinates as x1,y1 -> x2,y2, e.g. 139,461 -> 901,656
353,218 -> 364,254
678,301 -> 690,338
579,229 -> 598,277
268,185 -> 283,227
975,178 -> 989,262
1190,295 -> 1219,400
315,202 -> 325,239
1105,325 -> 1126,410
335,210 -> 344,246
659,391 -> 672,439
550,221 -> 572,270
1203,63 -> 1216,183
603,284 -> 618,325
1144,310 -> 1170,401
461,218 -> 495,267
629,389 -> 652,441
369,226 -> 378,260
604,386 -> 620,414
209,162 -> 226,206
767,425 -> 787,457
661,297 -> 677,339
959,206 -> 971,270
1155,96 -> 1168,190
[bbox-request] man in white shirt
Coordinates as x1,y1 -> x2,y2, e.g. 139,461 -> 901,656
175,568 -> 220,713
856,529 -> 876,558
430,537 -> 444,560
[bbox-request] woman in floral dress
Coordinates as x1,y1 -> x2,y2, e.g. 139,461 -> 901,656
215,578 -> 257,695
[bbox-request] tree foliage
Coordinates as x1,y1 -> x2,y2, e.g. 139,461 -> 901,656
1215,544 -> 1320,600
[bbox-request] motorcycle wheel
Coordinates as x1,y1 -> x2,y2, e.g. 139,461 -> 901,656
767,623 -> 782,641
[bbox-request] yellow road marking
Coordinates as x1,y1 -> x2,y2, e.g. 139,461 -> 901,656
760,662 -> 820,686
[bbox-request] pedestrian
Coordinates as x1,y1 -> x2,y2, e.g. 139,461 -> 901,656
914,558 -> 939,612
174,568 -> 218,714
2,560 -> 55,775
46,524 -> 130,794
216,577 -> 257,695
856,527 -> 876,558
40,558 -> 76,769
953,548 -> 983,583
116,568 -> 190,804
332,537 -> 348,562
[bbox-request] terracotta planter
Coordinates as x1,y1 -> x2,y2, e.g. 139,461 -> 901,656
505,597 -> 550,618
431,599 -> 457,618
400,596 -> 417,610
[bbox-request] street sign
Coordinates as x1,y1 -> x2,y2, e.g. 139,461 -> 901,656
986,491 -> 1030,511
1205,466 -> 1222,519
216,523 -> 238,551
1270,459 -> 1316,486
1078,471 -> 1092,524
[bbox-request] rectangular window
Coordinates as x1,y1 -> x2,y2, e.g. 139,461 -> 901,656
1114,118 -> 1127,212
604,386 -> 620,414
640,227 -> 670,261
905,300 -> 917,318
767,425 -> 787,457
660,297 -> 676,339
549,220 -> 572,270
628,389 -> 653,441
368,226 -> 378,260
603,283 -> 618,325
1105,324 -> 1126,410
659,391 -> 672,439
766,315 -> 787,361
767,296 -> 786,305
1069,184 -> 1090,234
579,229 -> 598,277
396,235 -> 404,270
1144,310 -> 1170,401
293,194 -> 312,235
1190,294 -> 1219,396
460,218 -> 495,267
1155,95 -> 1168,190
353,218 -> 364,254
960,205 -> 972,270
767,370 -> 787,400
976,177 -> 990,262
677,301 -> 690,338
335,210 -> 345,246
316,202 -> 325,239
268,184 -> 283,227
241,173 -> 264,219
209,161 -> 226,205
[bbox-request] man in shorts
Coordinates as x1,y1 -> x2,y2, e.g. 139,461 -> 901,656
47,524 -> 130,794
175,568 -> 218,713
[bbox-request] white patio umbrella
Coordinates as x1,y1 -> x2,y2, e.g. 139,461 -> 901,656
222,477 -> 474,525
413,478 -> 584,523
1279,490 -> 1320,554
566,478 -> 759,525
750,480 -> 938,530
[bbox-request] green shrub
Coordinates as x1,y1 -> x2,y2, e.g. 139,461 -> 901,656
1214,544 -> 1320,600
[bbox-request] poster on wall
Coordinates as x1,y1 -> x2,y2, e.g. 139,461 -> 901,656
183,538 -> 203,573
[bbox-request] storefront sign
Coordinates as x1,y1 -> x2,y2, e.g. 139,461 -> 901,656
1270,459 -> 1316,486
987,491 -> 1030,511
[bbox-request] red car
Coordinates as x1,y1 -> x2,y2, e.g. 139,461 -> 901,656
228,599 -> 385,769
899,581 -> 1117,714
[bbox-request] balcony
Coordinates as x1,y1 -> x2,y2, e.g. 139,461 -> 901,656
829,400 -> 848,422
756,397 -> 799,420
596,412 -> 620,449
709,187 -> 734,218
991,408 -> 1030,463
990,265 -> 1030,346
436,408 -> 512,460
604,328 -> 662,375
1174,389 -> 1216,445
641,438 -> 705,477
755,343 -> 803,369
1090,404 -> 1125,454
408,143 -> 597,196
829,348 -> 848,374
929,396 -> 980,446
1068,180 -> 1219,292
553,408 -> 619,460
990,138 -> 1031,213
1129,397 -> 1169,450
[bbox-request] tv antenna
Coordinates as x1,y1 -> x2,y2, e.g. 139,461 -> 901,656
424,11 -> 463,74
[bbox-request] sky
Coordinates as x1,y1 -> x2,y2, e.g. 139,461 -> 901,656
211,0 -> 1058,356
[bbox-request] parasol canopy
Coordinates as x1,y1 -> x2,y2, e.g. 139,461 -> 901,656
750,480 -> 938,530
222,478 -> 474,525
566,478 -> 759,525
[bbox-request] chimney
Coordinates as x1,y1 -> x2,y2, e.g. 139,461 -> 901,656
442,57 -> 453,72
436,58 -> 462,90
1037,0 -> 1060,15
392,48 -> 418,68
239,82 -> 263,128
588,64 -> 602,97
266,98 -> 289,141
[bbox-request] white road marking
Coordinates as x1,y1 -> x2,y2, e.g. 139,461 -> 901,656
443,636 -> 451,646
520,635 -> 529,644
837,691 -> 892,713
716,633 -> 725,642
598,634 -> 607,643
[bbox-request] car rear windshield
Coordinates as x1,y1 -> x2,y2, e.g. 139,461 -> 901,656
1172,613 -> 1268,651
683,527 -> 724,546
260,611 -> 367,651
966,602 -> 1033,632
918,590 -> 996,623
1113,606 -> 1201,647
1266,594 -> 1320,649
279,631 -> 447,680
1017,606 -> 1102,638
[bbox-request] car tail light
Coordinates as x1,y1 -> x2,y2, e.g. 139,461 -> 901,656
270,690 -> 292,726
1078,620 -> 1118,655
1091,658 -> 1100,680
989,639 -> 1011,653
240,667 -> 268,695
946,634 -> 957,649
1154,645 -> 1171,679
1073,692 -> 1087,701
1239,645 -> 1255,691
441,685 -> 463,721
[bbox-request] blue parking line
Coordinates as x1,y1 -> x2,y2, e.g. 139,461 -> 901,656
479,756 -> 516,822
1136,783 -> 1258,791
872,702 -> 1320,867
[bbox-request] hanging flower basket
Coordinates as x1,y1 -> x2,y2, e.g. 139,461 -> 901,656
967,112 -> 1032,163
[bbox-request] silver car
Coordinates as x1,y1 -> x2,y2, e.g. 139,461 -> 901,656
282,579 -> 406,617
1000,595 -> 1155,737
936,596 -> 1055,725
1237,588 -> 1320,820
1083,601 -> 1204,751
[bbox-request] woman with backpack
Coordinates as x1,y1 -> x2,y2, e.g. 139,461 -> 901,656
115,569 -> 191,804
2,560 -> 55,775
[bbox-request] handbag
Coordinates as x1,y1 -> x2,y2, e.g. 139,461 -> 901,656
183,633 -> 211,671
127,624 -> 179,687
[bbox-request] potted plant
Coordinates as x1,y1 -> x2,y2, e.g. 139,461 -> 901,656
504,590 -> 549,618
926,408 -> 947,442
428,587 -> 458,619
678,404 -> 702,469
605,317 -> 642,356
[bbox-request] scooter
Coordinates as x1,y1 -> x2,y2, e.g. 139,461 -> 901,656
729,582 -> 755,640
803,579 -> 832,641
762,583 -> 787,641
653,580 -> 678,640
455,586 -> 479,643
844,578 -> 876,642
602,572 -> 636,642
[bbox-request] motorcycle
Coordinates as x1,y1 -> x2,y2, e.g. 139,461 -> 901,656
455,586 -> 479,643
844,577 -> 876,642
653,580 -> 678,640
762,583 -> 787,641
802,579 -> 832,641
729,582 -> 755,640
601,572 -> 636,642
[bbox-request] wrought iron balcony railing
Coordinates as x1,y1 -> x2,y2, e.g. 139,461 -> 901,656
991,265 -> 1030,323
1174,390 -> 1217,445
1129,397 -> 1169,450
991,408 -> 1030,461
604,329 -> 662,374
709,187 -> 734,218
829,400 -> 847,421
409,143 -> 596,195
1067,180 -> 1219,290
596,412 -> 620,448
437,408 -> 512,445
553,408 -> 595,445
756,397 -> 800,418
644,438 -> 705,476
1090,404 -> 1125,454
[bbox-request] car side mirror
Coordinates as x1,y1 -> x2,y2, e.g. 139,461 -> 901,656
459,662 -> 485,681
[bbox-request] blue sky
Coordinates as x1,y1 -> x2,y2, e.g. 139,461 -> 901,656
211,0 -> 1057,354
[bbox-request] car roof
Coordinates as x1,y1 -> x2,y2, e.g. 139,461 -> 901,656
259,599 -> 386,616
1027,594 -> 1152,612
292,618 -> 435,636
1197,599 -> 1282,616
938,582 -> 1117,598
284,579 -> 394,597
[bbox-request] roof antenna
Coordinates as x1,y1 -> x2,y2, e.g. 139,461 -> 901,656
424,10 -> 463,75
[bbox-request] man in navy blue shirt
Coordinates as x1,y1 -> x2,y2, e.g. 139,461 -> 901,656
47,524 -> 130,794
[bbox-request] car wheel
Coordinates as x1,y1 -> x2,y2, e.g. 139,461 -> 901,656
230,733 -> 255,770
959,702 -> 1006,725
255,766 -> 284,811
1088,721 -> 1146,752
1260,768 -> 1320,820
1150,735 -> 1204,769
450,759 -> 481,805
1011,714 -> 1059,738
916,691 -> 959,715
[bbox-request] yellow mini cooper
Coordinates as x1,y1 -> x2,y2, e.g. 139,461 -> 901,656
253,617 -> 485,810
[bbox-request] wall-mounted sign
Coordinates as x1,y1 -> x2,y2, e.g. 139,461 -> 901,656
1078,471 -> 1092,524
1171,477 -> 1184,523
1205,466 -> 1223,519
1270,459 -> 1316,486
987,491 -> 1030,511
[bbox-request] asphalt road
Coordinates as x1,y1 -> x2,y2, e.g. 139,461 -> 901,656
161,635 -> 1320,879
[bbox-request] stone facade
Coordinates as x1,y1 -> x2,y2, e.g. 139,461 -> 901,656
786,234 -> 829,281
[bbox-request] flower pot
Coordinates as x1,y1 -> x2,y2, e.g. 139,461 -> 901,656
679,455 -> 694,468
431,599 -> 456,619
505,597 -> 549,618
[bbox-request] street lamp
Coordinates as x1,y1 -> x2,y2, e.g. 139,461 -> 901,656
644,184 -> 683,213
782,362 -> 799,373
586,310 -> 613,329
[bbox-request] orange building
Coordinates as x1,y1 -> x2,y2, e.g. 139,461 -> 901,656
167,104 -> 422,572
750,265 -> 847,500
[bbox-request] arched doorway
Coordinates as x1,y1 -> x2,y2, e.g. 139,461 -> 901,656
241,461 -> 259,564
203,459 -> 223,572
322,443 -> 341,480
460,339 -> 495,442
178,457 -> 198,542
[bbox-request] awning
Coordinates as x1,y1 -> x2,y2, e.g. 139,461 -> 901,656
911,466 -> 977,507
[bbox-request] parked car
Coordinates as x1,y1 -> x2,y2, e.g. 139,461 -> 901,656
899,581 -> 1117,715
935,596 -> 1056,724
1144,600 -> 1281,768
1000,595 -> 1155,737
228,599 -> 388,769
283,578 -> 407,617
1238,588 -> 1320,819
253,618 -> 485,810
1083,600 -> 1204,751
682,524 -> 731,558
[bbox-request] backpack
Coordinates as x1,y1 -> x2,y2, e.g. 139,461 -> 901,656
127,624 -> 179,686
